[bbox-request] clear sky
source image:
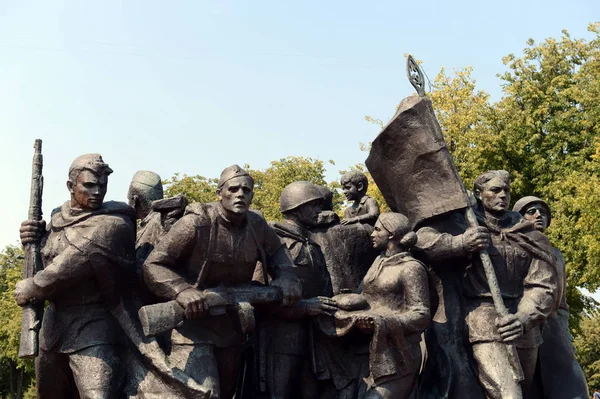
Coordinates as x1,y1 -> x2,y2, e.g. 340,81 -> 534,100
0,0 -> 598,255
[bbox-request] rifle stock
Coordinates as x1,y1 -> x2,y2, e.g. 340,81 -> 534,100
18,139 -> 44,359
139,285 -> 281,337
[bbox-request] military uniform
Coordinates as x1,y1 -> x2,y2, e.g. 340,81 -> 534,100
34,201 -> 136,399
266,220 -> 332,398
512,196 -> 589,398
416,211 -> 558,399
143,201 -> 297,399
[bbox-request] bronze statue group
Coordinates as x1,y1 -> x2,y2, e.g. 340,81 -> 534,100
13,150 -> 589,399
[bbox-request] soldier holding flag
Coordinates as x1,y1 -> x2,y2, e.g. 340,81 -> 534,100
366,59 -> 558,398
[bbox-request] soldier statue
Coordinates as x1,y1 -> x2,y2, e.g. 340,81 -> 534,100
418,171 -> 558,398
142,165 -> 302,399
340,171 -> 380,226
15,154 -> 136,398
265,181 -> 336,398
128,170 -> 187,263
513,196 -> 589,398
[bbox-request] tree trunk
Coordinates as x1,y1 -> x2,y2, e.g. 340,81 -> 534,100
7,360 -> 24,399
16,367 -> 23,399
8,360 -> 15,399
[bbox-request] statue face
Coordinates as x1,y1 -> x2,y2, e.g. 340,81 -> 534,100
218,176 -> 254,215
371,220 -> 392,250
294,200 -> 322,227
343,182 -> 361,201
479,176 -> 510,216
68,170 -> 107,210
523,203 -> 548,232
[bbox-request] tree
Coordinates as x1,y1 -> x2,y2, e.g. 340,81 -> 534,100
575,311 -> 600,393
363,24 -> 600,332
247,157 -> 342,221
163,173 -> 219,204
492,24 -> 600,331
0,245 -> 34,399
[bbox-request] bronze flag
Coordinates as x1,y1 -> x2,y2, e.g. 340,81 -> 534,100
365,95 -> 469,228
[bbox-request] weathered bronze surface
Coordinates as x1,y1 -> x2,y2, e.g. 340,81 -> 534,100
14,56 -> 585,398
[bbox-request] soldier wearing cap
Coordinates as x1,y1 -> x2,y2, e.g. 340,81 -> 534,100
416,171 -> 558,399
265,181 -> 336,398
128,171 -> 165,261
513,196 -> 588,398
143,165 -> 302,399
15,154 -> 137,398
128,171 -> 188,264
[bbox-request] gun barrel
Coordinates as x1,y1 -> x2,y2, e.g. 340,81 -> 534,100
18,139 -> 44,359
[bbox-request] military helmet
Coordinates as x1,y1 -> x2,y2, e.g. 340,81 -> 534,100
280,181 -> 325,213
512,195 -> 552,227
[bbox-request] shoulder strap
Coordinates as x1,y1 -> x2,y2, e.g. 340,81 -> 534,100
194,211 -> 219,289
248,220 -> 269,285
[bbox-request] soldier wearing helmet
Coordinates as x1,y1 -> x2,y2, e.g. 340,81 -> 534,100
513,196 -> 588,398
265,181 -> 337,398
143,165 -> 301,399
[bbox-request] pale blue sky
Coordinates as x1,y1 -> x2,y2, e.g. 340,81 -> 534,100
0,0 -> 598,255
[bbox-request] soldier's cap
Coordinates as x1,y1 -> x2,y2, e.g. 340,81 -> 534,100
130,171 -> 163,189
512,196 -> 552,227
218,165 -> 254,188
68,154 -> 113,179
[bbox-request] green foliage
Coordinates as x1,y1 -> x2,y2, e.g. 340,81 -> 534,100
429,67 -> 502,190
163,173 -> 219,204
493,25 -> 600,332
575,311 -> 600,392
363,23 -> 600,334
248,157 -> 341,221
0,245 -> 34,398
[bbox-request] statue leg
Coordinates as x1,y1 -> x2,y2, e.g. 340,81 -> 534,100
69,344 -> 121,399
214,345 -> 243,399
360,343 -> 421,399
472,342 -> 522,399
267,351 -> 304,399
537,315 -> 588,398
516,347 -> 538,399
169,343 -> 220,398
36,349 -> 77,399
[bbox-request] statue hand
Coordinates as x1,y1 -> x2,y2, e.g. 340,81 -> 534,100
303,296 -> 337,316
341,217 -> 358,226
14,278 -> 38,306
176,288 -> 208,320
462,226 -> 490,252
356,314 -> 375,333
496,314 -> 524,342
20,220 -> 46,246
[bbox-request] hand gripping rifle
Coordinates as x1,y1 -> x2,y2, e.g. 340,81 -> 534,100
18,139 -> 44,358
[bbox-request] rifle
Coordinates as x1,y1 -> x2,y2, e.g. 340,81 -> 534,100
138,284 -> 282,337
18,139 -> 44,359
